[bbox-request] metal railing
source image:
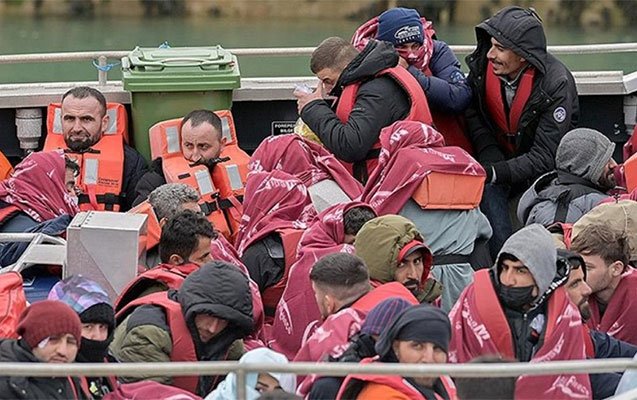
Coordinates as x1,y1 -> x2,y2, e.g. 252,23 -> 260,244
1,358 -> 636,400
0,43 -> 636,85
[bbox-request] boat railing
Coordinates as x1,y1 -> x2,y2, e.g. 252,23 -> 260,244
0,43 -> 636,85
0,358 -> 635,399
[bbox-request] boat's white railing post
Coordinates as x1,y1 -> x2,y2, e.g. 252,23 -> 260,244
98,55 -> 108,86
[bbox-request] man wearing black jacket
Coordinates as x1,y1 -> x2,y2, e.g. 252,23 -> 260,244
295,37 -> 417,183
464,7 -> 579,257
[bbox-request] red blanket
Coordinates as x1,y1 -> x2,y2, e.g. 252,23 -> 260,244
210,233 -> 266,349
269,201 -> 374,360
361,120 -> 484,215
448,270 -> 591,399
249,134 -> 362,200
234,169 -> 315,255
295,282 -> 418,395
587,267 -> 637,345
0,150 -> 79,222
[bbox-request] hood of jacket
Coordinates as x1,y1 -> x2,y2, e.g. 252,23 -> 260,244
334,40 -> 399,94
177,261 -> 254,336
473,6 -> 547,75
494,224 -> 556,302
354,215 -> 432,284
556,128 -> 615,185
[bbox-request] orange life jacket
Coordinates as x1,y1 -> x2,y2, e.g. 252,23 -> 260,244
0,204 -> 22,227
484,62 -> 535,155
623,149 -> 637,192
335,67 -> 433,183
115,292 -> 199,394
148,110 -> 249,241
45,103 -> 127,211
0,272 -> 27,339
260,228 -> 304,314
411,161 -> 486,210
0,151 -> 12,181
128,200 -> 162,252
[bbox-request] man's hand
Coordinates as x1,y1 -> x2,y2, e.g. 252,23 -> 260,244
295,84 -> 324,114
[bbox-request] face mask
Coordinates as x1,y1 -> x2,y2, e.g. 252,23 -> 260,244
396,46 -> 426,67
498,285 -> 535,311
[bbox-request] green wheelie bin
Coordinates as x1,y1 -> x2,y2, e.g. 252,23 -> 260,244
122,45 -> 240,161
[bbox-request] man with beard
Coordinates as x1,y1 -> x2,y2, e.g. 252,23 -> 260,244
354,215 -> 441,304
133,109 -> 226,204
570,223 -> 637,345
518,128 -> 618,226
448,224 -> 591,399
560,249 -> 637,399
48,275 -> 118,399
58,86 -> 147,211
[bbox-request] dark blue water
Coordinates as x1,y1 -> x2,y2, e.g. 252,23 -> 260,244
1,15 -> 636,83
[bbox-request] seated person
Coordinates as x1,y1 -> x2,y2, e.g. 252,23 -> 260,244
115,210 -> 215,312
0,301 -> 84,399
353,7 -> 473,152
307,297 -> 413,400
270,202 -> 376,360
518,128 -> 618,226
206,348 -> 296,399
235,170 -> 314,316
560,248 -> 637,399
355,215 -> 440,304
448,224 -> 592,398
249,134 -> 362,212
134,183 -> 202,269
110,262 -> 254,396
0,150 -> 79,234
570,223 -> 637,345
48,275 -> 117,399
361,120 -> 492,312
338,304 -> 455,399
294,253 -> 418,387
134,109 -> 226,204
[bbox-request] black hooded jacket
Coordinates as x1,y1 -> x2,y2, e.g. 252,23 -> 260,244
301,40 -> 411,164
465,7 -> 579,187
110,261 -> 253,396
0,339 -> 86,400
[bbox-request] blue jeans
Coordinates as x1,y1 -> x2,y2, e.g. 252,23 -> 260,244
480,183 -> 513,261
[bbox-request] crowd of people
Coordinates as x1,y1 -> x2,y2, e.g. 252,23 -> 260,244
0,4 -> 636,400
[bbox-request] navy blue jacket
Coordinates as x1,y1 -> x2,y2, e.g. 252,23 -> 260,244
407,40 -> 472,114
590,329 -> 637,399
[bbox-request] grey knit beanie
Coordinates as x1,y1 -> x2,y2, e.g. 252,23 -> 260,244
556,128 -> 615,185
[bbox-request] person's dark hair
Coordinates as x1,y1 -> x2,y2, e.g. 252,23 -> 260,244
62,86 -> 107,116
310,37 -> 359,74
159,210 -> 216,263
571,224 -> 630,268
181,109 -> 223,141
64,156 -> 80,177
310,253 -> 370,302
343,206 -> 376,236
455,355 -> 516,400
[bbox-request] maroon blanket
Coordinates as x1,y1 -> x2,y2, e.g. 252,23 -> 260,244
269,201 -> 375,360
449,270 -> 592,399
361,120 -> 484,215
0,150 -> 79,222
249,134 -> 362,199
587,267 -> 637,345
234,169 -> 315,255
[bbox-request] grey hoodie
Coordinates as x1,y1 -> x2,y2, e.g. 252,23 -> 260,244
495,224 -> 556,302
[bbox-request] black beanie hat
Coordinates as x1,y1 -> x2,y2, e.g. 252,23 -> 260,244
80,303 -> 115,333
375,304 -> 451,360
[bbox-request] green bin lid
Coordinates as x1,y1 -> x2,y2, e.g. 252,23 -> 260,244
122,45 -> 241,92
